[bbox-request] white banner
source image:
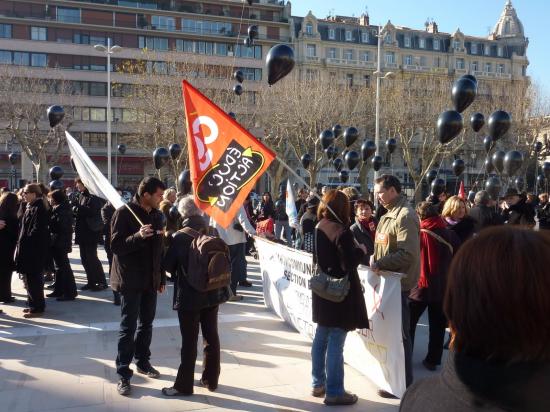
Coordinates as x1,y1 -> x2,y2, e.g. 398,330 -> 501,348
256,237 -> 406,398
285,179 -> 298,229
65,131 -> 124,210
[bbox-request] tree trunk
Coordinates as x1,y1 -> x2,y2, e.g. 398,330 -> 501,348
359,162 -> 371,194
35,151 -> 49,184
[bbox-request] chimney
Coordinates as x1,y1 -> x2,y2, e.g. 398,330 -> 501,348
359,13 -> 369,27
426,21 -> 438,33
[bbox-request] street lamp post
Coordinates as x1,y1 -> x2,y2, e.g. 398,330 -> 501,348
94,38 -> 122,184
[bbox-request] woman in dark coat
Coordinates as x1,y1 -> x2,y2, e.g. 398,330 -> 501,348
48,189 -> 77,301
15,183 -> 50,317
255,191 -> 275,221
409,202 -> 459,371
350,199 -> 377,265
441,195 -> 476,245
161,195 -> 229,397
0,192 -> 19,304
311,190 -> 369,406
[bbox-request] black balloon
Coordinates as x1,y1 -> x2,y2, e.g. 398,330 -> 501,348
117,144 -> 126,155
300,153 -> 312,169
426,169 -> 438,184
361,140 -> 376,161
49,165 -> 64,180
169,205 -> 180,221
233,84 -> 243,96
169,143 -> 182,160
452,159 -> 465,176
341,149 -> 349,159
47,105 -> 65,128
49,179 -> 64,191
470,112 -> 485,132
534,141 -> 543,153
503,150 -> 523,176
325,145 -> 337,160
371,155 -> 383,171
483,136 -> 493,153
339,170 -> 349,183
484,158 -> 495,174
343,127 -> 359,148
332,124 -> 343,138
178,169 -> 192,194
228,111 -> 236,120
467,190 -> 476,204
233,70 -> 244,83
491,150 -> 505,174
514,177 -> 525,192
431,178 -> 446,196
386,138 -> 397,154
485,177 -> 502,200
319,129 -> 334,150
543,162 -> 550,180
488,110 -> 511,141
153,147 -> 169,170
248,25 -> 259,40
244,37 -> 253,47
8,152 -> 18,165
451,77 -> 477,113
331,146 -> 340,160
266,44 -> 295,86
333,158 -> 343,172
437,110 -> 463,144
537,174 -> 546,187
344,151 -> 360,171
461,74 -> 478,85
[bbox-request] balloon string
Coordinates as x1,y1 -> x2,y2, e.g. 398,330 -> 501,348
231,2 -> 247,75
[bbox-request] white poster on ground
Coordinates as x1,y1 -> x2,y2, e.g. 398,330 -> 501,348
256,236 -> 406,398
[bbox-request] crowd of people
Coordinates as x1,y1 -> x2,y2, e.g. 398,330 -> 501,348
0,173 -> 549,410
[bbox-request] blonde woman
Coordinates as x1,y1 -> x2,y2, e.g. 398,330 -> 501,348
441,196 -> 476,245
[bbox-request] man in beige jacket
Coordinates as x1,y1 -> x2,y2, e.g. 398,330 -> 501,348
371,174 -> 420,398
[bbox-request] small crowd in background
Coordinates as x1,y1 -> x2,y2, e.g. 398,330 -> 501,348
1,174 -> 549,409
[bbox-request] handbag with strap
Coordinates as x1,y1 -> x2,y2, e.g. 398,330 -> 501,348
310,226 -> 350,303
420,228 -> 454,254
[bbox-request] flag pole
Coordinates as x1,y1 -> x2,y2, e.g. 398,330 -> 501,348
275,157 -> 343,224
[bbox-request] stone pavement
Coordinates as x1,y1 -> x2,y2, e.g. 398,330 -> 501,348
0,245 -> 443,412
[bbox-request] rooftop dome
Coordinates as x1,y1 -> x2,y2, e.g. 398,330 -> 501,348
491,0 -> 524,39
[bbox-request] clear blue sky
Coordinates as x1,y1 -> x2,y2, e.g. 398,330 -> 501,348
291,0 -> 549,96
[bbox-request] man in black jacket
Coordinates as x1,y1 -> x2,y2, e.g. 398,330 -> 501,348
537,193 -> 550,230
501,188 -> 536,227
111,177 -> 166,396
468,190 -> 504,234
73,178 -> 107,291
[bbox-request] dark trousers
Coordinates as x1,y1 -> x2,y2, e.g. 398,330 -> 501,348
409,299 -> 447,365
0,269 -> 13,301
228,243 -> 247,294
105,242 -> 120,302
116,289 -> 157,379
25,272 -> 45,312
79,242 -> 106,286
401,292 -> 413,387
174,305 -> 220,394
51,248 -> 77,298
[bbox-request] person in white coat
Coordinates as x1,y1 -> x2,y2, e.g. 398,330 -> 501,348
210,207 -> 256,301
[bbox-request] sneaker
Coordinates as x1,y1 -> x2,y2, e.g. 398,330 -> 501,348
162,387 -> 192,397
238,280 -> 253,287
377,389 -> 398,399
117,378 -> 131,396
80,284 -> 92,291
311,386 -> 326,398
324,391 -> 358,406
137,364 -> 160,379
199,378 -> 217,392
422,359 -> 437,371
228,295 -> 243,302
98,283 -> 109,290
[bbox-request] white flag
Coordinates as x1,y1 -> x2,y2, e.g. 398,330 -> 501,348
286,179 -> 298,229
65,131 -> 124,210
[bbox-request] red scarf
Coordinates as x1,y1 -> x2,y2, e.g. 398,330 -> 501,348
418,216 -> 447,288
359,217 -> 376,240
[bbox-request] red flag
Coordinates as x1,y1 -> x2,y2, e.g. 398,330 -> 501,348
182,80 -> 275,228
458,181 -> 465,200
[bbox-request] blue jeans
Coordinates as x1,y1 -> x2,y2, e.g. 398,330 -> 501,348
311,325 -> 348,397
274,220 -> 292,245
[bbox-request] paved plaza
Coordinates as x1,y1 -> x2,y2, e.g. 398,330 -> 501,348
0,246 -> 441,411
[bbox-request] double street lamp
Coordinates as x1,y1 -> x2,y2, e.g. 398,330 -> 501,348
93,38 -> 122,184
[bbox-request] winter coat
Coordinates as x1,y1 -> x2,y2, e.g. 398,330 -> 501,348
502,198 -> 536,227
537,202 -> 550,230
210,207 -> 255,246
350,217 -> 376,265
373,194 -> 420,292
469,204 -> 504,233
400,351 -> 550,412
0,213 -> 18,273
101,201 -> 116,258
74,189 -> 104,244
312,218 -> 369,331
15,198 -> 50,274
163,215 -> 230,312
110,198 -> 166,293
49,201 -> 74,253
274,198 -> 288,221
256,200 -> 275,221
445,215 -> 476,245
